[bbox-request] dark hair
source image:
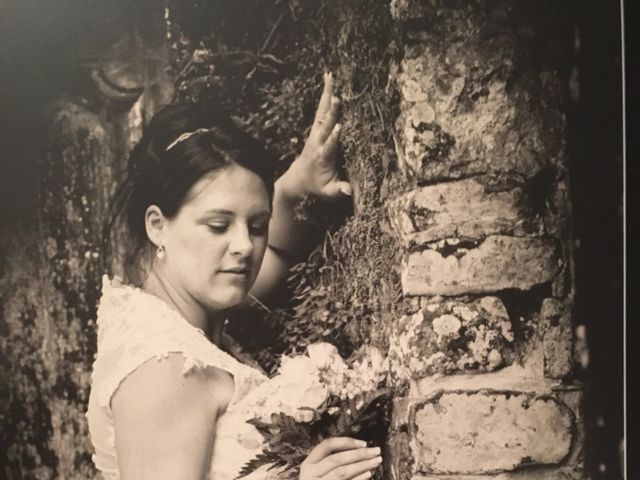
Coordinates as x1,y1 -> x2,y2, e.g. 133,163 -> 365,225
104,102 -> 275,284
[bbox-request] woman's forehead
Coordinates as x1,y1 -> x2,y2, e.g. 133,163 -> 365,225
182,165 -> 270,214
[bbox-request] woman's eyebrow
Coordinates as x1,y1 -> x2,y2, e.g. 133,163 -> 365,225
251,211 -> 272,219
202,209 -> 234,216
201,209 -> 271,218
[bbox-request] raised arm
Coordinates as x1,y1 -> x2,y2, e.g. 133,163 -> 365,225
250,72 -> 351,302
111,353 -> 233,480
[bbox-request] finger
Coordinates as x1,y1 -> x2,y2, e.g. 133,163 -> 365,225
314,447 -> 380,477
325,456 -> 383,480
314,71 -> 335,123
351,471 -> 373,480
320,122 -> 341,162
316,96 -> 340,142
305,437 -> 366,464
320,181 -> 352,199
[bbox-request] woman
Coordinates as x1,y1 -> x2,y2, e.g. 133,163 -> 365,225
86,73 -> 383,480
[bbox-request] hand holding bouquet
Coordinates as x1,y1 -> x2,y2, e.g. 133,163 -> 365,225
237,343 -> 390,480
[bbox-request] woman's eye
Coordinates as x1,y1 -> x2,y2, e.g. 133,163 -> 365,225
208,223 -> 229,233
249,222 -> 269,236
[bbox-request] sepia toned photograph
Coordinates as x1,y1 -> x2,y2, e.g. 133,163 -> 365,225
0,1 -> 626,479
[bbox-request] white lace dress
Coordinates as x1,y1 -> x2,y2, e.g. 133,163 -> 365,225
86,277 -> 281,480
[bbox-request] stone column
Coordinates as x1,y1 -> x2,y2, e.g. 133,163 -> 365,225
385,2 -> 583,479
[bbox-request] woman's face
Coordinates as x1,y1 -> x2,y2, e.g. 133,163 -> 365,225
159,163 -> 270,311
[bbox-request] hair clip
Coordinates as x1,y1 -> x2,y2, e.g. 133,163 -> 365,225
166,128 -> 211,151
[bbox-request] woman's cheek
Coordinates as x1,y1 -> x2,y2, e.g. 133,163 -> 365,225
254,238 -> 268,264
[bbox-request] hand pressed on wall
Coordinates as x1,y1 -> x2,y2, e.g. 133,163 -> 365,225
280,71 -> 352,201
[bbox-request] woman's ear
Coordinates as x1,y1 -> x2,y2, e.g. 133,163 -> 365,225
144,205 -> 166,248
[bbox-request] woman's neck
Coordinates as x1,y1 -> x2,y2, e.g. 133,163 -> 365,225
142,270 -> 225,345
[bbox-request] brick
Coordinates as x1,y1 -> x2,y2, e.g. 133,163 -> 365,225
386,178 -> 543,245
410,391 -> 574,474
388,298 -> 514,380
412,465 -> 585,479
401,235 -> 561,296
392,18 -> 564,183
540,298 -> 573,378
555,388 -> 585,466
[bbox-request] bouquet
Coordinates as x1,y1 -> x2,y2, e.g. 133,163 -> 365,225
236,343 -> 391,480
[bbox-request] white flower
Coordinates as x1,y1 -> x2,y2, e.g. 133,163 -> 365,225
279,353 -> 317,378
256,376 -> 328,423
258,351 -> 331,423
307,342 -> 347,371
315,345 -> 390,400
292,383 -> 328,412
251,342 -> 390,425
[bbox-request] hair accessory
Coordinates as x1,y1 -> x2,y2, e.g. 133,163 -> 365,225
166,128 -> 211,151
156,245 -> 165,259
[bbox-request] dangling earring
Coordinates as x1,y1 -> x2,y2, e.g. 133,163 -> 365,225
156,245 -> 165,259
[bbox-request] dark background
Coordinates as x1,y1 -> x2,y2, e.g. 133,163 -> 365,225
562,2 -> 624,480
0,1 -> 626,478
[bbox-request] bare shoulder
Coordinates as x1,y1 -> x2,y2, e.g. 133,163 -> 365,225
112,351 -> 234,415
111,352 -> 235,480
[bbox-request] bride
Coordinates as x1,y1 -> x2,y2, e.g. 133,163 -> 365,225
86,73 -> 383,480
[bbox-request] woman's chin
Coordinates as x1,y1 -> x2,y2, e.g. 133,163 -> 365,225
205,287 -> 249,311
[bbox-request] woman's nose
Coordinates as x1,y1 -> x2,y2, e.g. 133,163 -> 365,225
228,224 -> 253,257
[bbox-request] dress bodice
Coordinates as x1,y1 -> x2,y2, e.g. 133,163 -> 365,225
86,276 -> 274,480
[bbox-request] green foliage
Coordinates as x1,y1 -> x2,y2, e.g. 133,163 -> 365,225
278,211 -> 402,357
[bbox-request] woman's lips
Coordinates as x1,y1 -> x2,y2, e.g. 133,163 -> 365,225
219,268 -> 250,278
